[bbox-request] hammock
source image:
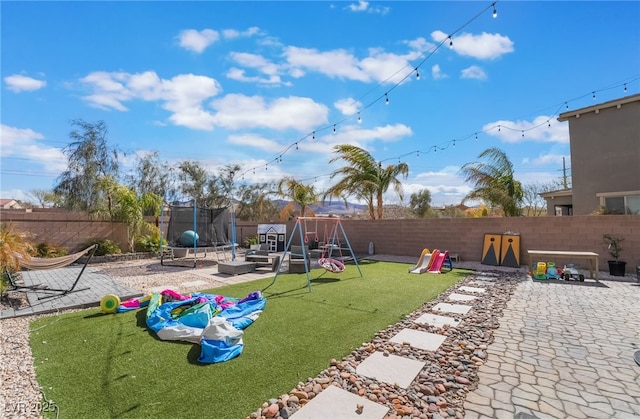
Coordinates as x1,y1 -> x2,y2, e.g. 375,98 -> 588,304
8,244 -> 98,299
17,244 -> 98,271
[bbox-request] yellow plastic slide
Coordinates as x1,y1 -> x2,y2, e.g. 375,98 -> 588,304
409,248 -> 436,274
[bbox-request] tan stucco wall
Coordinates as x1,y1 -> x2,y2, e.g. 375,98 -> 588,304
568,99 -> 640,215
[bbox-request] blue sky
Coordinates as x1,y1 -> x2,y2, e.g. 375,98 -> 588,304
2,1 -> 639,207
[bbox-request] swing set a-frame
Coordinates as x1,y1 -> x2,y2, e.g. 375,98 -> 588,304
263,217 -> 363,292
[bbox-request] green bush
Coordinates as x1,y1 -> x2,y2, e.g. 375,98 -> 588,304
134,235 -> 167,253
30,242 -> 68,258
83,238 -> 122,256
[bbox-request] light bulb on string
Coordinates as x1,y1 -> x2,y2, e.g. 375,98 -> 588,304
357,113 -> 362,124
312,131 -> 315,141
592,91 -> 596,100
333,124 -> 336,134
295,142 -> 299,150
624,83 -> 627,93
416,150 -> 420,157
265,165 -> 268,171
521,130 -> 524,138
565,102 -> 569,110
385,93 -> 389,105
492,4 -> 497,18
548,120 -> 551,127
453,139 -> 456,147
498,125 -> 501,132
415,68 -> 420,80
475,132 -> 478,141
448,37 -> 454,49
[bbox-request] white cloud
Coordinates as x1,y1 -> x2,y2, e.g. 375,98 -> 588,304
80,71 -> 222,130
227,133 -> 283,152
0,124 -> 66,171
431,30 -> 514,60
461,65 -> 487,80
284,46 -> 371,82
346,1 -> 388,14
334,98 -> 362,116
483,116 -> 569,143
222,26 -> 260,39
210,94 -> 329,132
227,52 -> 288,85
431,64 -> 447,80
178,29 -> 220,53
5,74 -> 47,92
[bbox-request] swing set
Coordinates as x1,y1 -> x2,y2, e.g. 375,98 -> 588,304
264,217 -> 363,292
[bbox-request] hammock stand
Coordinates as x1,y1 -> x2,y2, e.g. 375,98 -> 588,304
7,244 -> 98,299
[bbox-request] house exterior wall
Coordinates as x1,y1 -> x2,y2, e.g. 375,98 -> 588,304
562,95 -> 640,215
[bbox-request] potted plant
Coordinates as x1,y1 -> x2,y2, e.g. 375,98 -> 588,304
603,234 -> 626,276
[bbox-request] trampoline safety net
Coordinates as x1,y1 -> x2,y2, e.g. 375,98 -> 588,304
165,205 -> 230,247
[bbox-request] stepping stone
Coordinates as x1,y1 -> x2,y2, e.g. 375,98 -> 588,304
356,352 -> 425,388
459,286 -> 486,293
468,280 -> 495,286
447,293 -> 477,302
389,328 -> 447,351
432,302 -> 472,315
290,385 -> 389,419
414,313 -> 460,328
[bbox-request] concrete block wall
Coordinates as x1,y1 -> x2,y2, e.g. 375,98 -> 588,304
1,208 -> 129,252
2,209 -> 638,273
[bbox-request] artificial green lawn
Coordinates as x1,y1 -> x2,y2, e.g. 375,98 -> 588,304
30,261 -> 470,418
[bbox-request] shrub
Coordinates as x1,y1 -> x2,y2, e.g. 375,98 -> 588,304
30,242 -> 68,258
83,238 -> 122,256
135,235 -> 167,253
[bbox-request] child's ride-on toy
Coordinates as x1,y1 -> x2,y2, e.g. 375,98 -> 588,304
562,264 -> 585,282
545,261 -> 561,280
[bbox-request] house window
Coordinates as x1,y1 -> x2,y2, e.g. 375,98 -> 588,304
602,194 -> 640,214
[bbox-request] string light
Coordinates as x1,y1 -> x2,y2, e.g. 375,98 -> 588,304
233,0 -> 638,182
453,139 -> 456,147
312,131 -> 315,140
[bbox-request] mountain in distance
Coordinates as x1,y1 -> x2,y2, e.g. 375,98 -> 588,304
271,199 -> 367,215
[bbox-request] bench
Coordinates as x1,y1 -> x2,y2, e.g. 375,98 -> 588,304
245,254 -> 281,272
527,250 -> 599,280
217,261 -> 256,275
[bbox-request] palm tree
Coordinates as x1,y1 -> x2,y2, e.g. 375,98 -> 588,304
275,177 -> 318,220
459,147 -> 523,216
327,144 -> 409,219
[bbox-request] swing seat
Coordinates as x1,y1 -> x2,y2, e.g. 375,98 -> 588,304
318,257 -> 345,273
